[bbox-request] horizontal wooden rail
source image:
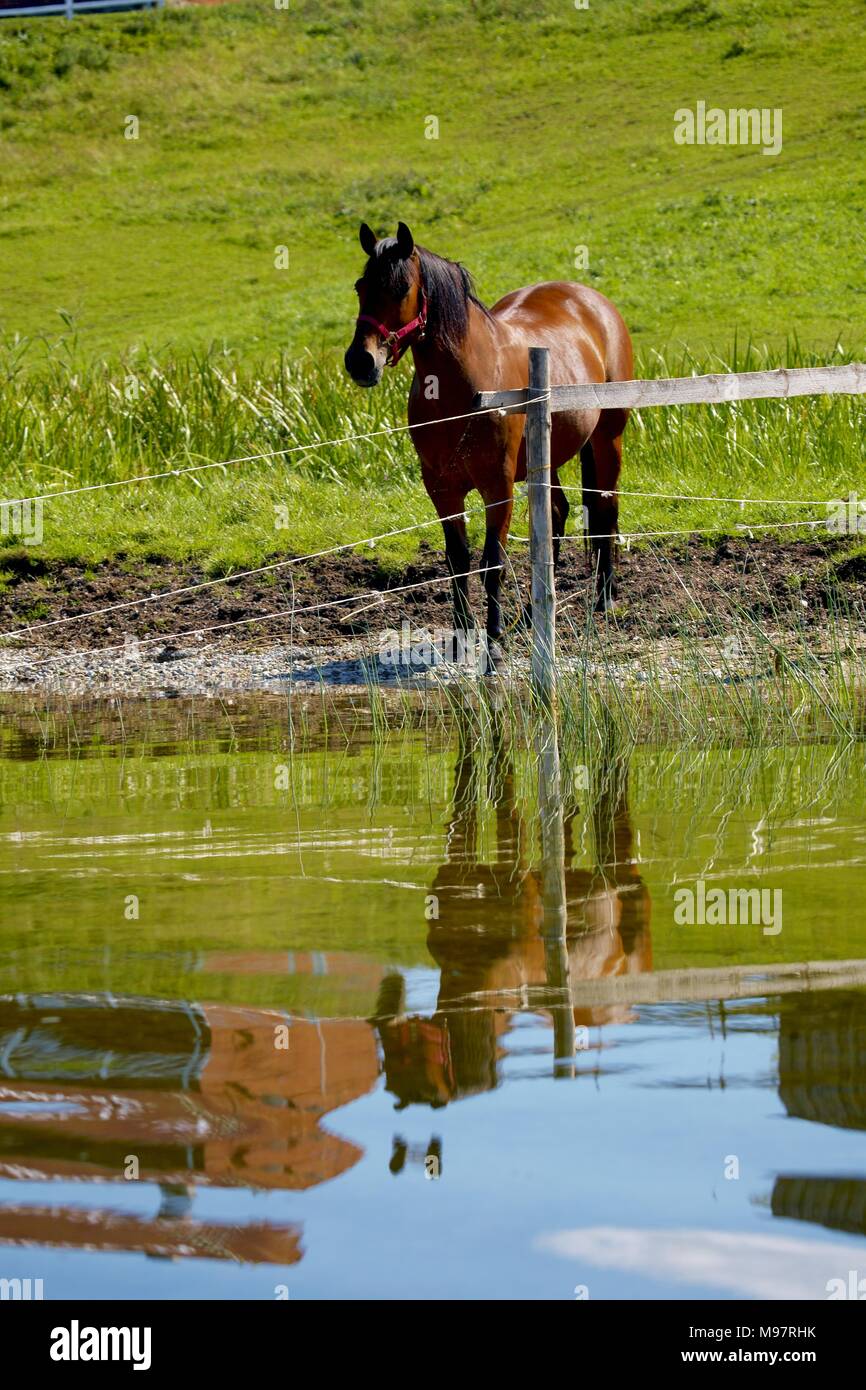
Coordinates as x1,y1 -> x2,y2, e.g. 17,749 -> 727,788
475,362 -> 866,415
456,956 -> 866,1015
567,956 -> 866,1009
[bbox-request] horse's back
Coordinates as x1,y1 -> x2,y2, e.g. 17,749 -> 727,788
490,280 -> 632,384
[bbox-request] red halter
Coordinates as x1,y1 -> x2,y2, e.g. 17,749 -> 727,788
356,289 -> 428,367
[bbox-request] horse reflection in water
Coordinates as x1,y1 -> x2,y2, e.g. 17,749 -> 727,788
374,712 -> 652,1111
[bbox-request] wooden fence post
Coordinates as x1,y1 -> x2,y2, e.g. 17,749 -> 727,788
526,346 -> 556,708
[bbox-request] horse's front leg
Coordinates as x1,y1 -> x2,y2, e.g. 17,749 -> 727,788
431,491 -> 473,637
480,488 -> 513,668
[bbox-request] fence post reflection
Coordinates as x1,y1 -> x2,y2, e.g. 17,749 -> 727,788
535,708 -> 575,1077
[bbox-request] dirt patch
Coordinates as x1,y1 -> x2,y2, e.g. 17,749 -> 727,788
0,536 -> 862,658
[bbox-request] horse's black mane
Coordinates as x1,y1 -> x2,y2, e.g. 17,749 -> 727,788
366,239 -> 491,352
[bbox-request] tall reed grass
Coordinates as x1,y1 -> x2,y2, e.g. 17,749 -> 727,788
0,333 -> 862,572
0,333 -> 862,498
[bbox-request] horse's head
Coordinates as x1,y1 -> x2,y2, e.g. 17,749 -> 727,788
344,221 -> 426,386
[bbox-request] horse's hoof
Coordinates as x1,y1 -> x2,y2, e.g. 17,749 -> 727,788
594,594 -> 620,617
483,638 -> 505,674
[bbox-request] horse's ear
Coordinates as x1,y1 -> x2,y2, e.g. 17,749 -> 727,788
396,222 -> 414,258
359,222 -> 377,256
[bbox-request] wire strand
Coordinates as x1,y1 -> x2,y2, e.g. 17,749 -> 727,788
0,494 -> 521,640
6,566 -> 494,671
514,517 -> 829,543
5,396 -> 545,508
0,496 -> 833,641
558,484 -> 832,507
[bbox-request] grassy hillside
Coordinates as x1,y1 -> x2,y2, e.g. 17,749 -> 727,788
0,0 -> 864,359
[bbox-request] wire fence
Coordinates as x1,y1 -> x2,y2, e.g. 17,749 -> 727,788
0,475 -> 835,644
0,373 -> 856,666
0,417 -> 845,650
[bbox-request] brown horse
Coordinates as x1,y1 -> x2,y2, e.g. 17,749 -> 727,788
344,221 -> 634,646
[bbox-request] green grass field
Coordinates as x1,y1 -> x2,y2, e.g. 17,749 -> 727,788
0,0 -> 863,575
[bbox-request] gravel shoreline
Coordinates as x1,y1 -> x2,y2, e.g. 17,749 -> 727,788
0,637 -> 529,697
2,630 -> 860,698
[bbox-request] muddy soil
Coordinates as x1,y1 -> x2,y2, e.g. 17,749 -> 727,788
0,536 -> 862,658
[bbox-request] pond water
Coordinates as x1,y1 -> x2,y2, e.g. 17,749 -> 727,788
0,697 -> 865,1301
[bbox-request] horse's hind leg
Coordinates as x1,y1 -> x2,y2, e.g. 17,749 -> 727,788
551,476 -> 570,571
513,482 -> 567,632
580,440 -> 601,599
480,493 -> 513,663
582,412 -> 627,612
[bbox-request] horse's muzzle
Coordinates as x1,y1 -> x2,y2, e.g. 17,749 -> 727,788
344,343 -> 383,388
